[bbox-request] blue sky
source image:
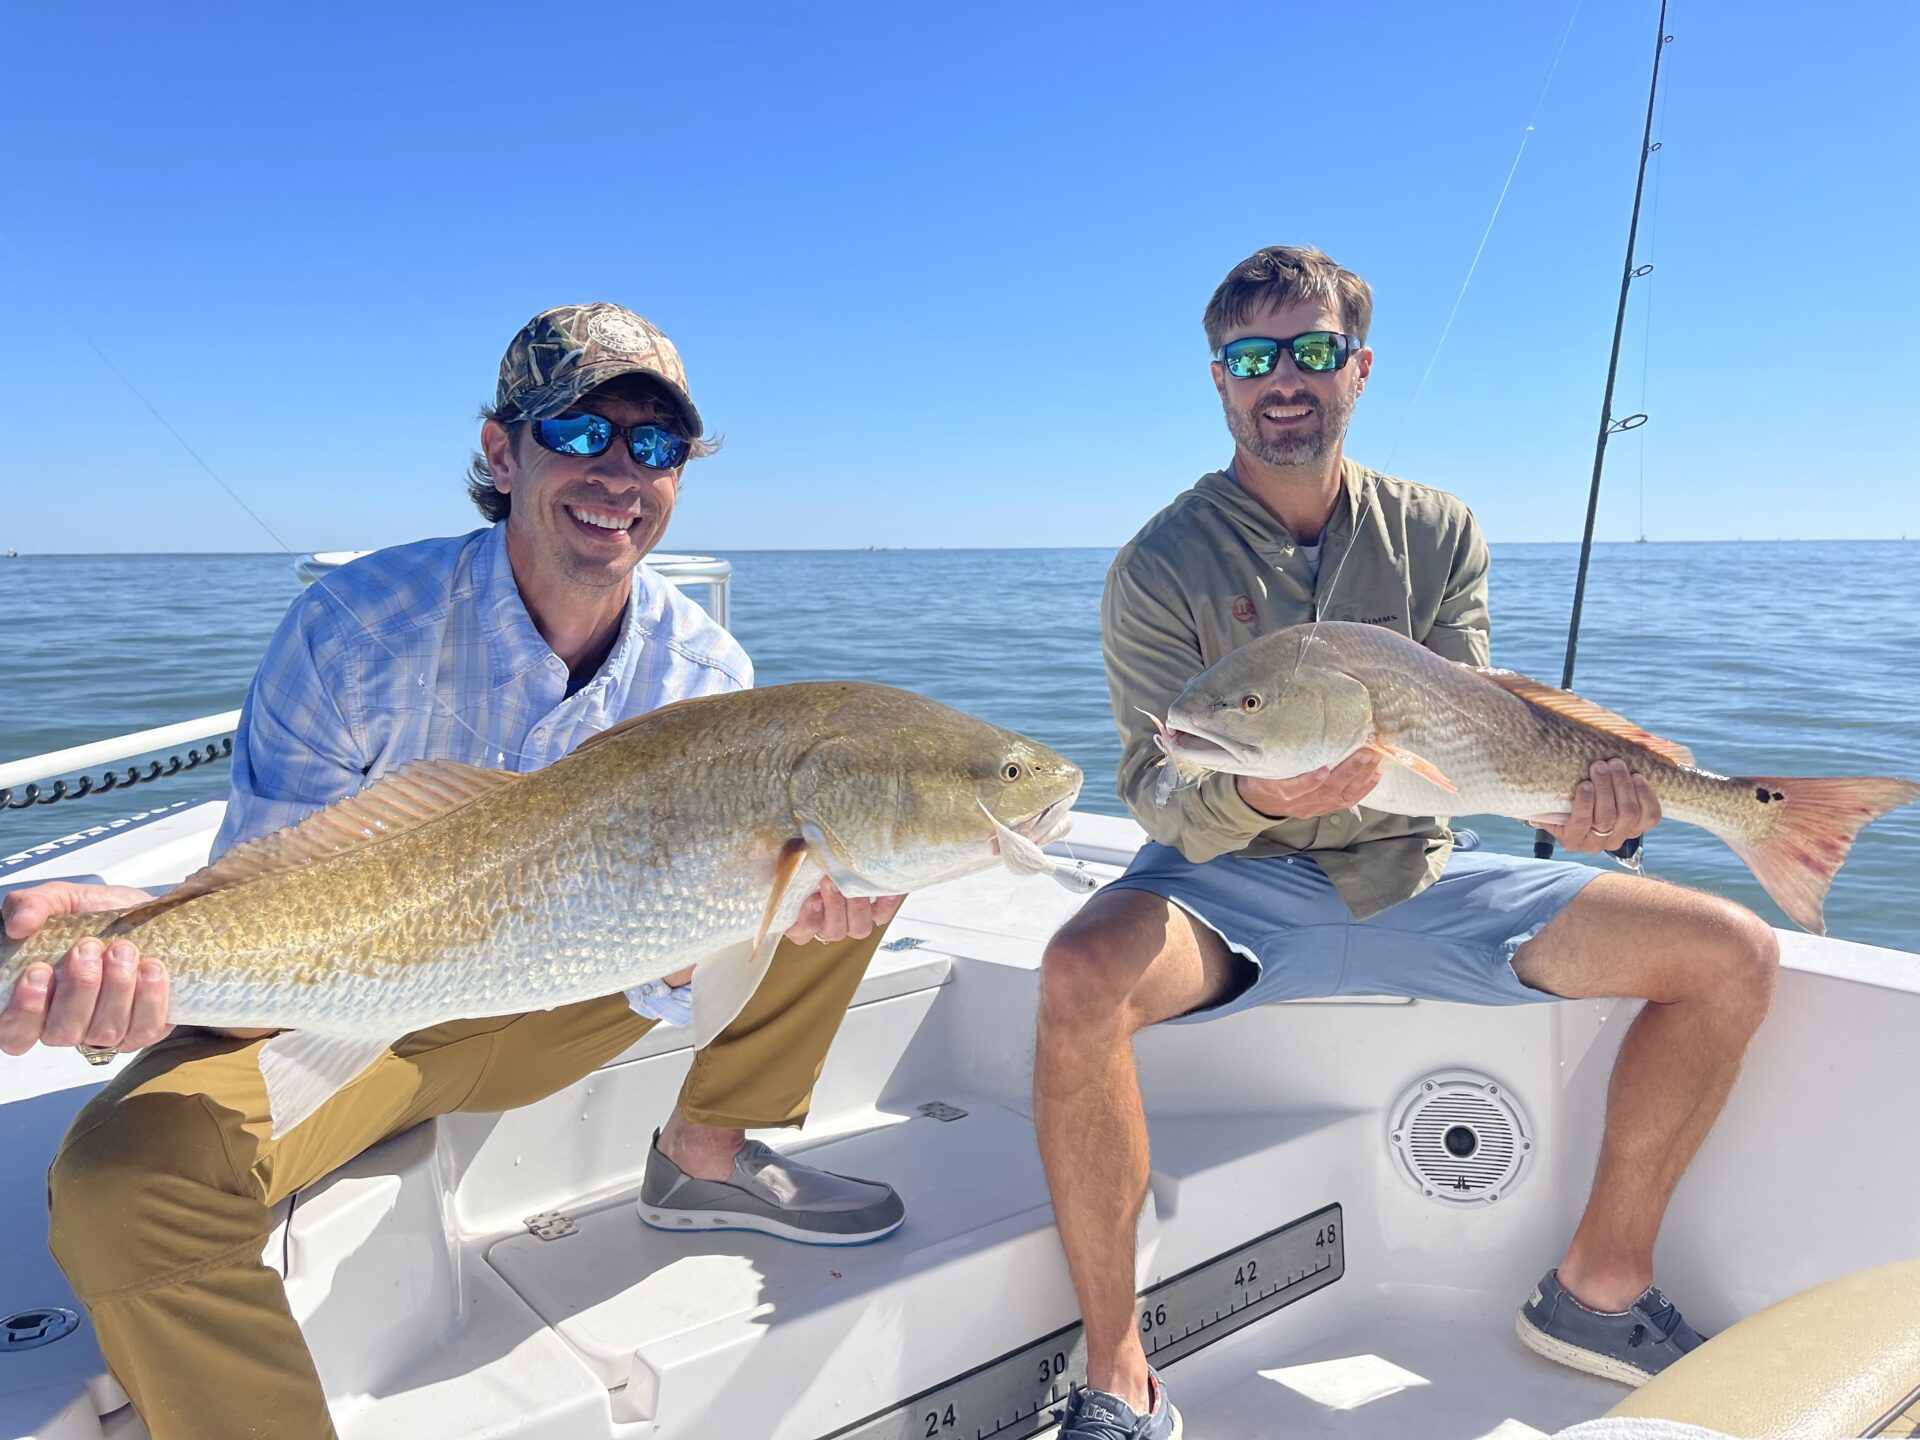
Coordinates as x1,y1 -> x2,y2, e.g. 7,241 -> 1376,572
3,1 -> 1915,555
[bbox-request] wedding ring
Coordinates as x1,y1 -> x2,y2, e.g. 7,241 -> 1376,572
1588,825 -> 1615,838
76,1043 -> 120,1066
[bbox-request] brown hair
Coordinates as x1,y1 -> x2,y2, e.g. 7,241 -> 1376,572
463,376 -> 720,523
1202,246 -> 1373,351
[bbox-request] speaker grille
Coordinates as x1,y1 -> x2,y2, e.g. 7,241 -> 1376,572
1389,1071 -> 1533,1205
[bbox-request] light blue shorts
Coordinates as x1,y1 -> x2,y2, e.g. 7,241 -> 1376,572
1103,832 -> 1601,1021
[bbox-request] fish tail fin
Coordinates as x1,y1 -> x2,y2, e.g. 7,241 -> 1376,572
1722,775 -> 1920,934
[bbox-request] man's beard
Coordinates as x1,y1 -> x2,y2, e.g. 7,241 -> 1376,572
1224,383 -> 1357,469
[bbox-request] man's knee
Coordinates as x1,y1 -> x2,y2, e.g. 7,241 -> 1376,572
1714,900 -> 1780,1018
1674,893 -> 1780,1024
1039,918 -> 1150,1037
49,1089 -> 262,1301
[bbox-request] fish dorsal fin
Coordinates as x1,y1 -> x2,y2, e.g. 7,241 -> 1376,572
1474,669 -> 1696,766
567,709 -> 655,756
569,693 -> 721,757
113,760 -> 522,928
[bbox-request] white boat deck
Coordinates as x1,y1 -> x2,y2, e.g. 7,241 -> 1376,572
5,805 -> 1920,1439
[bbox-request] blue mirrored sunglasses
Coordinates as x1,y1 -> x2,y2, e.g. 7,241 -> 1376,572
530,412 -> 691,470
1213,332 -> 1361,378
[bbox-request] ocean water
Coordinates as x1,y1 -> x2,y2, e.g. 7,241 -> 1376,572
2,542 -> 1916,950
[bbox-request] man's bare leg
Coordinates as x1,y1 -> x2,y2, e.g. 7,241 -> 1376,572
1033,890 -> 1243,1412
1512,873 -> 1779,1310
642,963 -> 748,1182
658,1109 -> 745,1180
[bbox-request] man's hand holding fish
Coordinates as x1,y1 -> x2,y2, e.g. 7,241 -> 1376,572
1232,749 -> 1384,823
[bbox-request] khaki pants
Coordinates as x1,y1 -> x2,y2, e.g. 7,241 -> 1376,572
46,928 -> 886,1440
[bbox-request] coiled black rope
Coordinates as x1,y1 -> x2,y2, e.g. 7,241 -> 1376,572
0,738 -> 233,810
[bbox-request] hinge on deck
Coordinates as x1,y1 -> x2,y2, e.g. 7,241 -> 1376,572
916,1101 -> 968,1122
524,1211 -> 577,1240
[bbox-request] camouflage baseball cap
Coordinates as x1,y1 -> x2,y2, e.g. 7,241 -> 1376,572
494,302 -> 702,434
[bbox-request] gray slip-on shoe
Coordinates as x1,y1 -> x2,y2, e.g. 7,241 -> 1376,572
638,1132 -> 905,1245
1055,1369 -> 1182,1440
1516,1268 -> 1708,1385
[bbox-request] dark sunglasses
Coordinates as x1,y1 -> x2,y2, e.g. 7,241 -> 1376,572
1214,331 -> 1362,378
529,412 -> 691,470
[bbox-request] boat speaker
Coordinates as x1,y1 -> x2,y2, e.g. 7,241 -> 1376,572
1387,1069 -> 1534,1206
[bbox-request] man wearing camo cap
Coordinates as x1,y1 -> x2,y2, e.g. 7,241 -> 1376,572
2,303 -> 908,1440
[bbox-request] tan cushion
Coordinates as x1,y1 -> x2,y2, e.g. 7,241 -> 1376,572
1607,1259 -> 1920,1438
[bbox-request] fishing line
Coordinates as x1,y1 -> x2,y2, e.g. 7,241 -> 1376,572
1155,4 -> 1587,809
1,230 -> 540,771
1633,16 -> 1672,640
1279,1 -> 1585,729
1635,3 -> 1676,553
1381,0 -> 1584,474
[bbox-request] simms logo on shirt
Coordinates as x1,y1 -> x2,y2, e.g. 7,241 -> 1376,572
1230,595 -> 1256,623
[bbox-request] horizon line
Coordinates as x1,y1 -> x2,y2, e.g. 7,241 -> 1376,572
2,536 -> 1915,559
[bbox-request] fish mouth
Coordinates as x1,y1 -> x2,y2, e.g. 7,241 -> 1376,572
1012,791 -> 1078,847
1163,725 -> 1258,769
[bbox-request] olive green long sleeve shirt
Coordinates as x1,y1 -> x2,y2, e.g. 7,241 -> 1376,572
1103,458 -> 1491,919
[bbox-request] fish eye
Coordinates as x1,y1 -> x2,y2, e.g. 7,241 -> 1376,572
1241,694 -> 1264,713
1001,760 -> 1026,782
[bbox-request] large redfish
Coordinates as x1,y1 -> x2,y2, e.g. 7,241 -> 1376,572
1,682 -> 1082,1135
1155,622 -> 1917,934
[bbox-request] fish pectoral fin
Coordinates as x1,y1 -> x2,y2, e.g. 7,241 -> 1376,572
1523,812 -> 1573,829
257,1032 -> 396,1140
690,934 -> 782,1049
688,838 -> 810,1049
753,838 -> 809,958
1361,742 -> 1459,794
979,801 -> 1054,876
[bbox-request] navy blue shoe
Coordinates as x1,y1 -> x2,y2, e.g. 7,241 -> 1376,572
1517,1269 -> 1707,1385
1055,1369 -> 1181,1439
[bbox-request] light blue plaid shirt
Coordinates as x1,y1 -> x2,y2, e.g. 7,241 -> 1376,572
214,523 -> 751,858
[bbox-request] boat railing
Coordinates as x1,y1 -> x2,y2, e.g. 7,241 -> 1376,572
0,710 -> 243,811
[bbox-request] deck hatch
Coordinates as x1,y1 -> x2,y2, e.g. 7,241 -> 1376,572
1,1306 -> 80,1351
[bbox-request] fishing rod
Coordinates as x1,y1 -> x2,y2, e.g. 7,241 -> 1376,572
1534,0 -> 1671,862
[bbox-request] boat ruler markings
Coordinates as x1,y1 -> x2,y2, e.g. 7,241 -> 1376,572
820,1203 -> 1343,1440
